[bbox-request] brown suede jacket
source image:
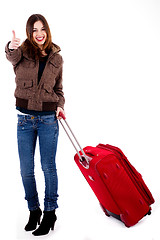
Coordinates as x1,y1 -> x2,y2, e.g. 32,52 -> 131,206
5,42 -> 65,111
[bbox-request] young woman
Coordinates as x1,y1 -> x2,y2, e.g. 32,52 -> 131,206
5,14 -> 65,236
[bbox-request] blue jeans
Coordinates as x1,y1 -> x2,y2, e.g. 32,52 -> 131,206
17,113 -> 59,211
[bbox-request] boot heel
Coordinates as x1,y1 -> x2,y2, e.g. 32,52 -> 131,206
51,216 -> 57,230
51,224 -> 55,231
38,217 -> 41,225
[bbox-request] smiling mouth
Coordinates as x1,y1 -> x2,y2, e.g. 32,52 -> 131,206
36,37 -> 45,42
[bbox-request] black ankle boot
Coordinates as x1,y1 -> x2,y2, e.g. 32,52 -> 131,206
25,208 -> 42,231
32,210 -> 57,236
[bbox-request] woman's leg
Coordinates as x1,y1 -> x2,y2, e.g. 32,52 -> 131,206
17,115 -> 40,210
38,114 -> 59,211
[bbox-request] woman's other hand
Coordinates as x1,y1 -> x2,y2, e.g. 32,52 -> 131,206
56,107 -> 65,120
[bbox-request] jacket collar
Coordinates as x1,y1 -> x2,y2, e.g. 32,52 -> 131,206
48,43 -> 61,60
22,42 -> 61,61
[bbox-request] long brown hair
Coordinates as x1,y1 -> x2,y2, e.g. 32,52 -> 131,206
21,14 -> 53,59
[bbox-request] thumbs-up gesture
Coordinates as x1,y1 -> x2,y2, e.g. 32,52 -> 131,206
9,30 -> 21,50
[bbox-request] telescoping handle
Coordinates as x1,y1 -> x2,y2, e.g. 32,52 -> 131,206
58,112 -> 91,168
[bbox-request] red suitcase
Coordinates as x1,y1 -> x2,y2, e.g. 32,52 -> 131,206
59,113 -> 155,227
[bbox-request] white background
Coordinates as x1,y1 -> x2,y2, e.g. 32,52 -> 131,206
1,0 -> 160,239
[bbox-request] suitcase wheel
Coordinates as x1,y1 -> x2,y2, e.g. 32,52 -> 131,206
100,203 -> 122,222
100,203 -> 110,217
146,208 -> 152,216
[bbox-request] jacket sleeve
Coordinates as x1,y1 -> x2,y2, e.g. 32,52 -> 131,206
54,65 -> 65,109
5,42 -> 22,67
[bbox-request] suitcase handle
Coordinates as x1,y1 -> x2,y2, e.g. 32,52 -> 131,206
59,111 -> 66,120
58,112 -> 91,168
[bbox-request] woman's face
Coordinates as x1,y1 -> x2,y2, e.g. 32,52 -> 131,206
33,20 -> 47,48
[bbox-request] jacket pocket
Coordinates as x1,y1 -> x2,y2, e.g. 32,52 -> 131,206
49,55 -> 62,74
42,83 -> 59,101
17,79 -> 33,89
43,83 -> 53,93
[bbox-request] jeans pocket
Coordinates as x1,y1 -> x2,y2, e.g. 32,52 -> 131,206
41,115 -> 57,125
17,115 -> 27,126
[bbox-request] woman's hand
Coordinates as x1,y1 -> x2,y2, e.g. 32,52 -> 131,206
56,107 -> 66,120
9,30 -> 21,50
